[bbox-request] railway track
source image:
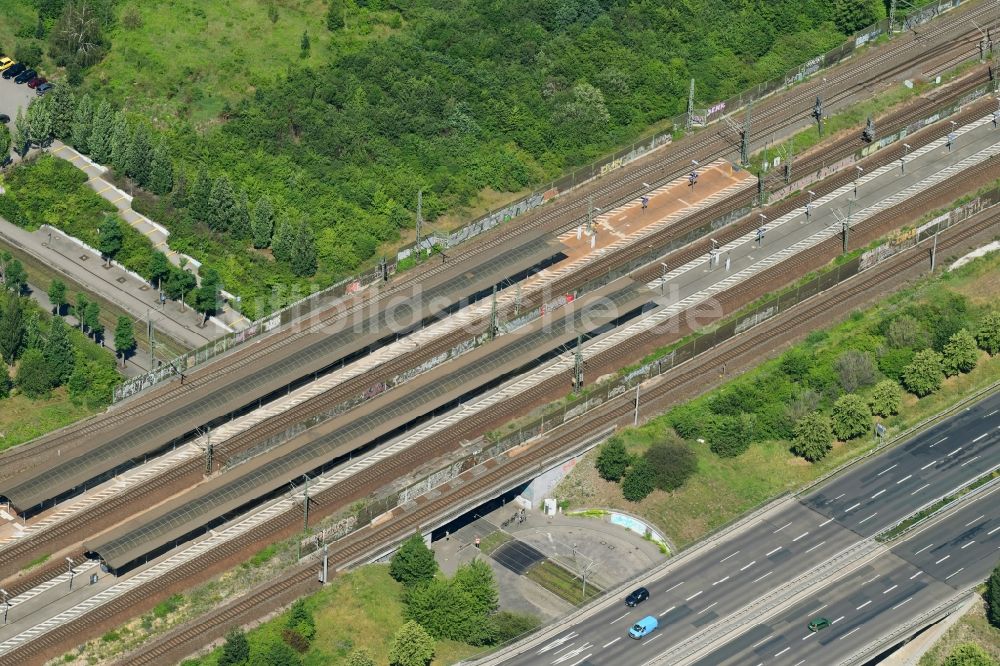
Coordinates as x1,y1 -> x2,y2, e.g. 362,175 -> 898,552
114,199 -> 1000,666
1,2 -> 992,488
0,71 -> 992,583
4,126 -> 998,664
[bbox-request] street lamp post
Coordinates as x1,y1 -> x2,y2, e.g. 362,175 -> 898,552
660,262 -> 668,295
634,384 -> 640,426
854,165 -> 864,198
902,143 -> 911,174
66,557 -> 75,591
1,589 -> 8,625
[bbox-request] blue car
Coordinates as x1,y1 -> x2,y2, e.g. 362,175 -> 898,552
629,615 -> 658,639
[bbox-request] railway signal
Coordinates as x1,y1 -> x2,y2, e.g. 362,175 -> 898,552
755,226 -> 765,247
812,94 -> 824,136
862,116 -> 875,143
67,557 -> 75,591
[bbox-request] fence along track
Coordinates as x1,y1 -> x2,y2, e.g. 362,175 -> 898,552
0,6 -> 988,482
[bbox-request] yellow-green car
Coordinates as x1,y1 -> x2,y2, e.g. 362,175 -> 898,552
0,57 -> 15,72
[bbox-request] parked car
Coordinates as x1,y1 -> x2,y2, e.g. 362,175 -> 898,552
808,617 -> 831,632
628,616 -> 658,639
27,76 -> 46,89
14,69 -> 36,84
0,114 -> 9,124
625,587 -> 650,607
2,62 -> 26,79
36,82 -> 53,95
0,57 -> 14,72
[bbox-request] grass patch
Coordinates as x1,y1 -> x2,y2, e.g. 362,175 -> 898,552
22,553 -> 50,572
525,560 -> 603,606
918,598 -> 1000,665
478,531 -> 513,556
0,389 -> 99,454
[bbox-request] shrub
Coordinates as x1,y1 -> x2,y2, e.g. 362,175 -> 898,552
389,621 -> 435,666
868,380 -> 902,417
16,348 -> 53,398
942,328 -> 979,376
285,598 -> 315,642
489,611 -> 541,644
281,627 -> 310,653
831,394 -> 871,441
779,347 -> 813,379
595,436 -> 631,482
668,402 -> 715,440
834,350 -> 878,393
977,311 -> 1000,355
347,649 -> 377,666
644,440 -> 697,491
709,416 -> 752,458
791,413 -> 833,462
884,314 -> 930,349
877,346 -> 915,381
389,534 -> 438,586
987,560 -> 1000,628
902,349 -> 944,397
218,627 -> 249,666
621,458 -> 656,502
942,643 -> 995,666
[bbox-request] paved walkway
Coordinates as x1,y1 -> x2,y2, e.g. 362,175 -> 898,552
0,218 -> 216,351
49,141 -> 251,331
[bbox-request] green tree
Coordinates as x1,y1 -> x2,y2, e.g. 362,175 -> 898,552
285,599 -> 316,642
389,620 -> 435,666
114,316 -> 135,366
621,457 -> 655,502
22,308 -> 43,352
98,216 -> 124,265
74,292 -> 89,330
834,350 -> 877,393
208,174 -> 238,232
595,436 -> 630,482
977,311 -> 1000,355
70,92 -> 94,152
943,328 -> 979,376
249,636 -> 301,666
452,558 -> 499,618
489,611 -> 541,644
251,196 -> 275,249
327,0 -> 347,31
68,356 -> 121,408
43,316 -> 75,384
710,416 -> 753,458
194,268 -> 222,323
231,189 -> 251,240
346,648 -> 376,666
148,138 -> 174,195
49,0 -> 109,67
644,440 -> 697,491
0,365 -> 12,399
389,533 -> 438,586
125,122 -> 153,186
3,259 -> 27,294
832,0 -> 881,34
868,379 -> 902,418
942,643 -> 996,666
555,83 -> 610,143
47,83 -> 76,139
791,413 -> 833,462
902,349 -> 944,397
109,111 -> 130,174
164,267 -> 196,302
48,279 -> 67,315
27,96 -> 54,148
11,107 -> 29,157
148,251 -> 172,291
987,559 -> 1000,628
271,219 -> 294,262
779,348 -> 813,379
404,577 -> 489,643
290,223 -> 318,277
190,169 -> 213,224
0,124 -> 11,163
0,292 -> 26,363
16,348 -> 53,398
218,627 -> 250,666
14,41 -> 43,65
88,100 -> 114,163
84,301 -> 103,339
300,30 -> 311,58
831,393 -> 871,441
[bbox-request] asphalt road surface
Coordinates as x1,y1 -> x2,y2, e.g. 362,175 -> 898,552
499,390 -> 1000,666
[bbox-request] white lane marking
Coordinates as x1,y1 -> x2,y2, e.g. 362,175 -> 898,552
603,637 -> 622,649
920,461 -> 938,470
859,513 -> 878,525
961,541 -> 976,549
753,571 -> 774,583
892,597 -> 913,610
774,647 -> 791,658
766,546 -> 783,556
751,636 -> 773,649
961,456 -> 982,467
883,584 -> 898,594
845,503 -> 861,512
911,483 -> 931,495
987,410 -> 998,417
699,601 -> 719,614
819,518 -> 835,527
840,627 -> 862,640
793,531 -> 810,542
646,634 -> 662,644
930,437 -> 948,447
876,464 -> 897,476
566,654 -> 592,666
946,447 -> 963,457
740,560 -> 757,571
664,581 -> 684,593
537,632 -> 578,654
713,576 -> 730,586
793,661 -> 806,666
720,551 -> 740,563
863,574 -> 880,585
972,432 -> 988,443
966,515 -> 985,526
610,613 -> 629,624
773,522 -> 792,533
659,605 -> 676,617
935,555 -> 950,564
896,475 -> 913,485
554,643 -> 580,657
988,525 -> 1000,535
833,493 -> 846,500
802,632 -> 816,641
685,590 -> 703,602
832,616 -> 845,624
909,571 -> 924,580
945,568 -> 965,580
914,543 -> 934,555
871,489 -> 887,499
805,541 -> 827,554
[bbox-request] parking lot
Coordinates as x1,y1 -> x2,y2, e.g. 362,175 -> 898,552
0,72 -> 38,125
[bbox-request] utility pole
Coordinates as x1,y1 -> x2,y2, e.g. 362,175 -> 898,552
889,0 -> 897,35
66,557 -> 75,591
686,78 -> 695,131
812,95 -> 824,137
204,428 -> 213,475
415,189 -> 423,250
783,139 -> 793,183
740,102 -> 752,166
573,335 -> 583,392
489,284 -> 498,341
930,222 -> 940,271
634,384 -> 640,426
586,195 -> 595,234
302,476 -> 310,532
1,589 -> 8,625
147,314 -> 156,371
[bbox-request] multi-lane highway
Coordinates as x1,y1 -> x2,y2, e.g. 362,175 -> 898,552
496,390 -> 1000,666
